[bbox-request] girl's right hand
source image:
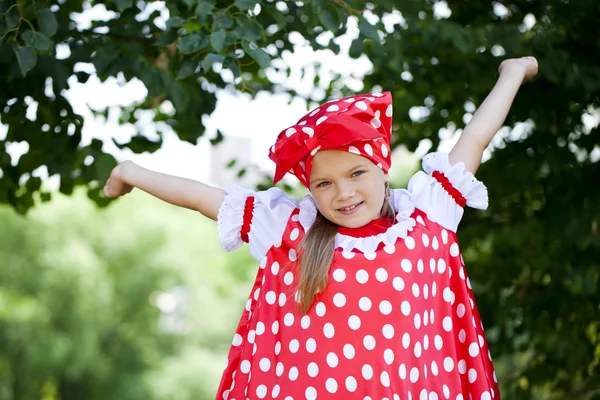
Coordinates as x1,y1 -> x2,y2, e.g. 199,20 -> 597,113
104,161 -> 134,198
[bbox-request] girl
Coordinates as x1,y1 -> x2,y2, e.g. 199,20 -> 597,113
105,56 -> 538,400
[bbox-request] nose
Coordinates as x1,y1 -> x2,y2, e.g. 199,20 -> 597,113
336,182 -> 356,201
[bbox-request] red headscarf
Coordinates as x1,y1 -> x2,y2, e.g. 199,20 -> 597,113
269,92 -> 393,188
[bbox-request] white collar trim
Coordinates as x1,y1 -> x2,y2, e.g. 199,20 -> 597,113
298,189 -> 416,253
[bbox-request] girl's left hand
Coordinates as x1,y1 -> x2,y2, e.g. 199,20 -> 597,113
498,56 -> 538,84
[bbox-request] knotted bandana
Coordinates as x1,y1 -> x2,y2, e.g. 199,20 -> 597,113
269,92 -> 393,188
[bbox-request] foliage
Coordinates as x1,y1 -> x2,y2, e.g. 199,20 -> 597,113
0,0 -> 599,398
0,190 -> 256,398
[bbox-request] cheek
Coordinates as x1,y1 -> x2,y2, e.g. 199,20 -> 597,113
311,191 -> 330,211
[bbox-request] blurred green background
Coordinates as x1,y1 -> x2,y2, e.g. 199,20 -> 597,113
1,0 -> 599,399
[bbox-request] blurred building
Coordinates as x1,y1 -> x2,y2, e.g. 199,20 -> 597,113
209,135 -> 262,187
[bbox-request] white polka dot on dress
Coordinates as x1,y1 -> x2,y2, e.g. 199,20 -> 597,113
362,364 -> 374,380
256,384 -> 267,398
324,322 -> 335,338
422,233 -> 430,247
326,378 -> 338,393
401,259 -> 412,272
343,344 -> 356,359
383,324 -> 395,339
363,335 -> 376,350
359,297 -> 372,311
458,359 -> 467,374
399,363 -> 407,379
356,269 -> 369,283
348,315 -> 361,330
450,242 -> 460,257
402,332 -> 411,349
401,301 -> 411,316
307,362 -> 319,377
345,376 -> 358,392
284,313 -> 294,326
410,367 -> 419,383
333,268 -> 346,282
327,352 -> 339,367
380,300 -> 392,315
288,366 -> 298,381
259,358 -> 271,372
284,272 -> 294,285
443,357 -> 454,372
384,348 -> 394,364
306,338 -> 317,353
333,293 -> 347,307
289,339 -> 299,353
381,371 -> 391,387
376,268 -> 388,282
316,302 -> 326,317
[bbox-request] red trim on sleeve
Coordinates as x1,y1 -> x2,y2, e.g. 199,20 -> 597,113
241,196 -> 255,243
432,171 -> 467,208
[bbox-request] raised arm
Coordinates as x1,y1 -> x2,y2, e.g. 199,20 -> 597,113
104,161 -> 224,221
449,56 -> 538,174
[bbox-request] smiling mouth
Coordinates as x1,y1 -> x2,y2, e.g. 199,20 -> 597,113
338,202 -> 363,211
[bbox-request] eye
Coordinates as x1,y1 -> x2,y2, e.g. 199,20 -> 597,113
352,170 -> 365,177
317,181 -> 330,188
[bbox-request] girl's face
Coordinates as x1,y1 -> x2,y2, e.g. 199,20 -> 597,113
309,150 -> 389,228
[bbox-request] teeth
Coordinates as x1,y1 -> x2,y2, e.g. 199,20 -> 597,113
340,204 -> 359,211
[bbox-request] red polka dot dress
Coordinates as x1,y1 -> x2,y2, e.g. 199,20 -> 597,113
216,152 -> 499,400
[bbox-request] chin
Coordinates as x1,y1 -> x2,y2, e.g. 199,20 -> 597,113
336,217 -> 370,229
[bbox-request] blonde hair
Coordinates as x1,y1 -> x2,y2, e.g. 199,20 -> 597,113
297,187 -> 394,314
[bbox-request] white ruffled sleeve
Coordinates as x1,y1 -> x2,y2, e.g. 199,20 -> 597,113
217,184 -> 299,261
407,152 -> 488,232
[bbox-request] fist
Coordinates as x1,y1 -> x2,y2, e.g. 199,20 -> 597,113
104,161 -> 133,199
498,56 -> 538,84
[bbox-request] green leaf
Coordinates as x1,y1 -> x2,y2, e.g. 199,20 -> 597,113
348,38 -> 364,58
115,0 -> 133,12
235,0 -> 257,11
75,71 -> 90,83
176,34 -> 209,54
166,16 -> 185,30
5,6 -> 20,30
113,135 -> 162,154
36,7 -> 58,37
238,16 -> 263,41
183,19 -> 201,32
359,18 -> 379,42
210,130 -> 224,145
202,53 -> 223,72
195,2 -> 215,19
319,7 -> 339,32
224,30 -> 240,46
210,29 -> 226,53
156,31 -> 177,46
176,60 -> 198,79
242,41 -> 270,69
214,14 -> 233,30
22,31 -> 54,54
14,46 -> 37,76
